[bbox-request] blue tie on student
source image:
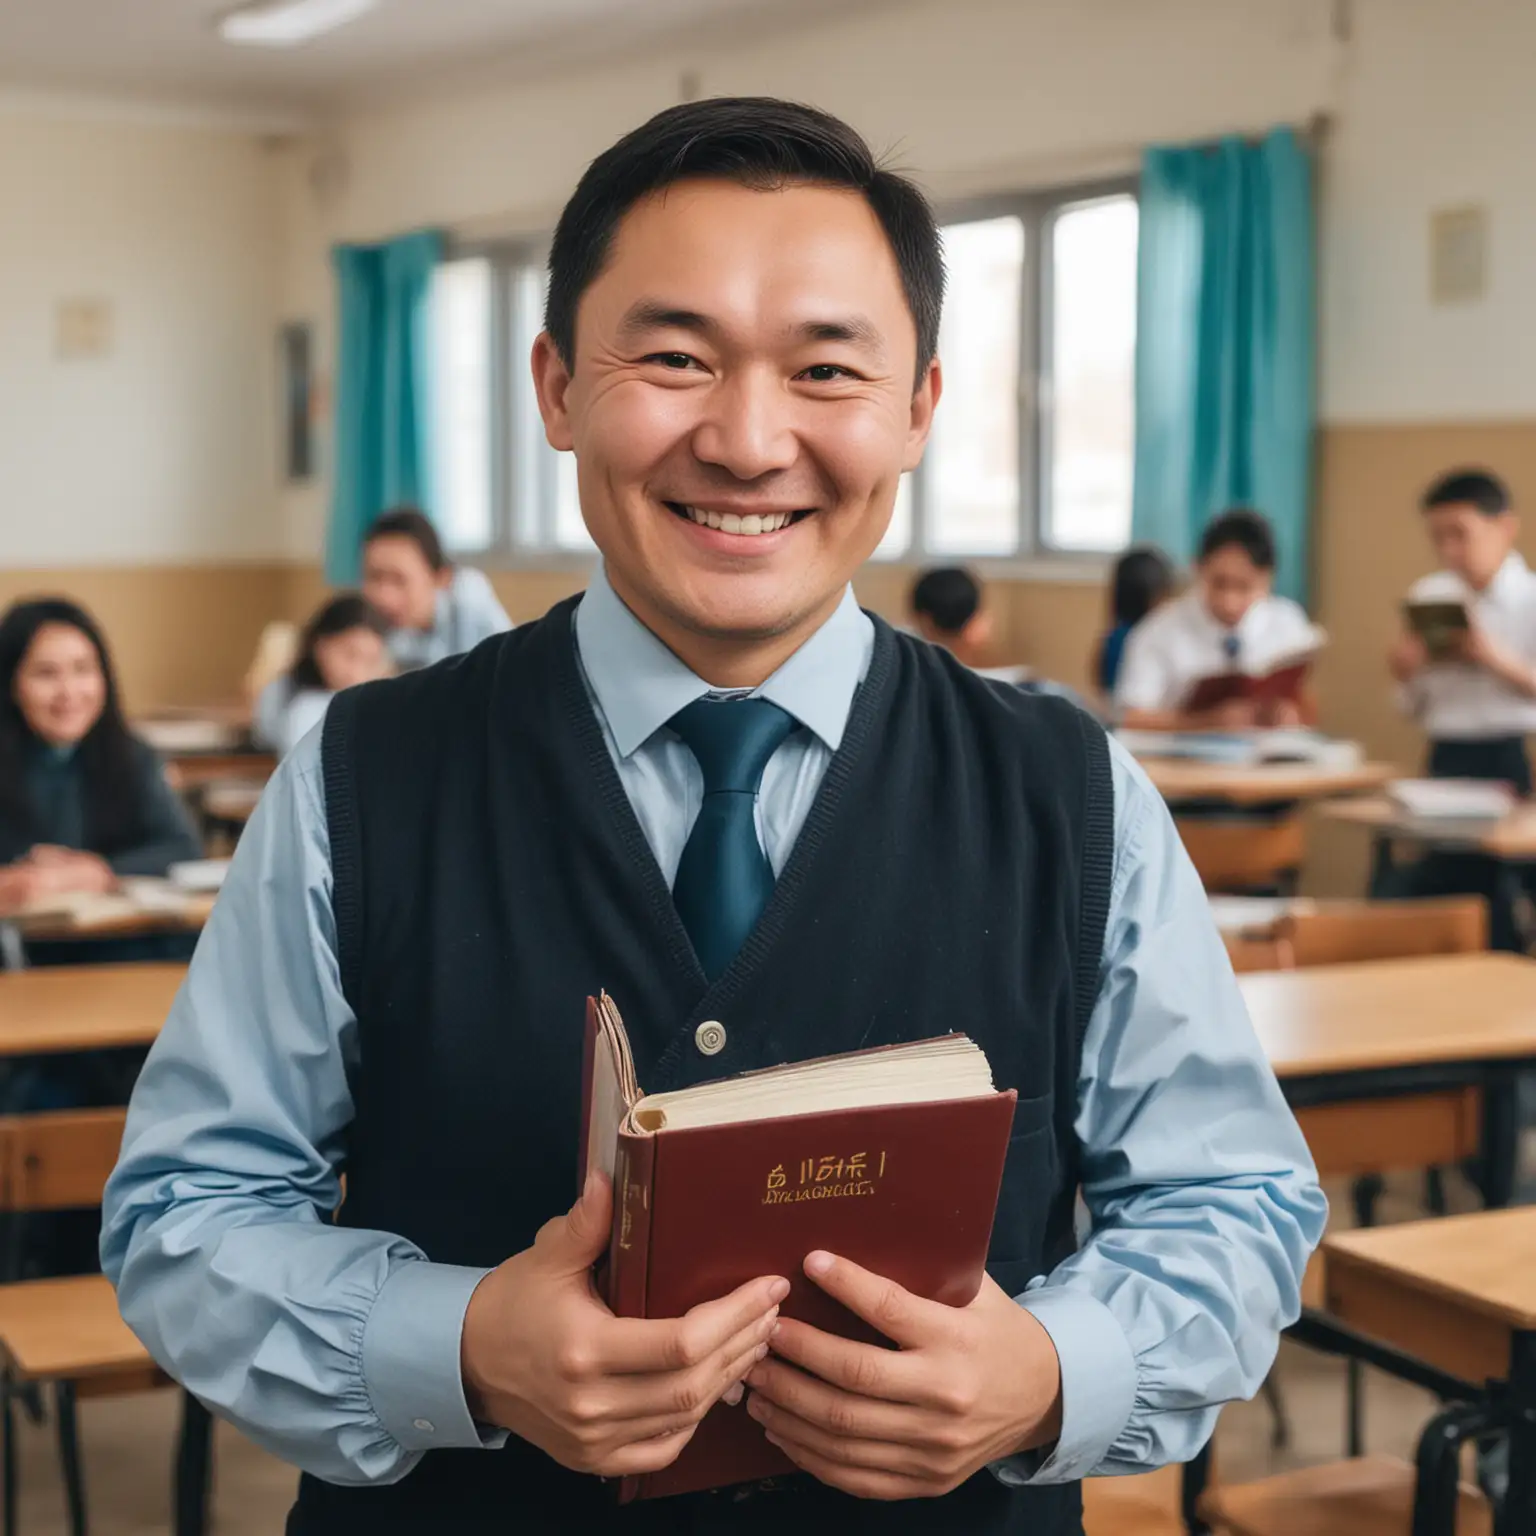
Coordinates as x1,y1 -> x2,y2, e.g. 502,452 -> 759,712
668,695 -> 796,979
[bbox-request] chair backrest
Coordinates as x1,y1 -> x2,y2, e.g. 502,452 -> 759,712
1283,897 -> 1489,968
1176,815 -> 1305,894
0,1109 -> 127,1213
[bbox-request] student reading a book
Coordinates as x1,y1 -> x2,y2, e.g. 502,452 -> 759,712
909,565 -> 1085,705
252,593 -> 393,757
1095,544 -> 1175,697
105,100 -> 1323,1536
0,598 -> 200,922
1379,469 -> 1536,947
361,507 -> 513,670
1115,508 -> 1320,731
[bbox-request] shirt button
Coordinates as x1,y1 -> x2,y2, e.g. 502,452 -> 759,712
695,1020 -> 727,1057
413,1419 -> 435,1434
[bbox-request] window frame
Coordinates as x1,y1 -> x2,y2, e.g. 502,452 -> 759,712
911,174 -> 1139,570
436,173 -> 1139,571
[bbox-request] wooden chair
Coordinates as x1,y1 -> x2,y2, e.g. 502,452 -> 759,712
1283,898 -> 1489,968
1082,1463 -> 1190,1535
1177,815 -> 1306,894
1197,1455 -> 1490,1536
0,1109 -> 211,1536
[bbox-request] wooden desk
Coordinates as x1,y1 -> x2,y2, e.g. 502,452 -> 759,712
201,781 -> 263,827
7,897 -> 214,948
167,753 -> 276,792
1137,757 -> 1393,806
0,964 -> 183,1056
1325,1210 -> 1536,1533
1324,795 -> 1536,861
1240,954 -> 1536,1198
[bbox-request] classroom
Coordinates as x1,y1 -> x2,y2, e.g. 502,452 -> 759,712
0,1 -> 1531,1532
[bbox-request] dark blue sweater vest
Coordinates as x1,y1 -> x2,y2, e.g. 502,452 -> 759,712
293,598 -> 1113,1536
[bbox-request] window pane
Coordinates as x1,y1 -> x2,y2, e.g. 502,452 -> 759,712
431,257 -> 493,552
1046,196 -> 1138,552
554,449 -> 589,550
927,216 -> 1024,556
871,473 -> 913,559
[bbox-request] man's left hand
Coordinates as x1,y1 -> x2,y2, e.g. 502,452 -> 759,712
743,1251 -> 1062,1501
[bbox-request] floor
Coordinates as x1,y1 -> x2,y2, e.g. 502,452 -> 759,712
13,1162 -> 1525,1534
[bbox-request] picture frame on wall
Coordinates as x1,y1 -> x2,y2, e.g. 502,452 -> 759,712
280,321 -> 315,482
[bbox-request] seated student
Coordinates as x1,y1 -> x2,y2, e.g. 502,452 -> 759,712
361,507 -> 512,669
0,598 -> 201,967
252,594 -> 392,757
1382,469 -> 1536,947
909,565 -> 1086,704
1116,508 -> 1317,731
1096,544 -> 1175,697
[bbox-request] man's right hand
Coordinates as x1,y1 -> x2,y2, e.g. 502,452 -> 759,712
1389,631 -> 1429,682
460,1170 -> 787,1479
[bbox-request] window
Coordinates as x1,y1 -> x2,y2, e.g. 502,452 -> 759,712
898,182 -> 1139,562
431,181 -> 1137,562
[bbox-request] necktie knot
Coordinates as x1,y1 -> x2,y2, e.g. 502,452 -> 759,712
668,697 -> 796,796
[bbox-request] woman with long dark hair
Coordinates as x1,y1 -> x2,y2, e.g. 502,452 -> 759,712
251,592 -> 392,756
0,597 -> 200,915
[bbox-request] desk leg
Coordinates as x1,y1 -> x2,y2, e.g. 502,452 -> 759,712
0,926 -> 23,974
1499,1331 -> 1536,1536
174,1391 -> 213,1536
1481,1075 -> 1519,1210
1368,833 -> 1396,895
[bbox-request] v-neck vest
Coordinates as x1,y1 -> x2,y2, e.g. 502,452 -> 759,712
298,598 -> 1112,1536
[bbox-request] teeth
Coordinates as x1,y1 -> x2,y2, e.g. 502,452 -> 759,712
680,506 -> 796,536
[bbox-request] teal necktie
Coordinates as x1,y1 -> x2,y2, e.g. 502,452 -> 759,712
669,696 -> 797,981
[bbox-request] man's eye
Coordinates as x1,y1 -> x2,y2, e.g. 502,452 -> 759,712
801,364 -> 853,382
645,353 -> 697,370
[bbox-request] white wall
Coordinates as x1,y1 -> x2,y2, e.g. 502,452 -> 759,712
0,107 -> 285,566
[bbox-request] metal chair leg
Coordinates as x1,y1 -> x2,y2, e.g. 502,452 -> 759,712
1347,1358 -> 1366,1456
174,1390 -> 214,1536
55,1381 -> 85,1536
1180,1438 -> 1213,1535
1260,1372 -> 1291,1449
1412,1399 -> 1497,1536
1425,1166 -> 1448,1216
1352,1173 -> 1384,1229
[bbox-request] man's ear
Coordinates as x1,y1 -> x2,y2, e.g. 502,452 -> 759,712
532,331 -> 575,451
902,357 -> 942,473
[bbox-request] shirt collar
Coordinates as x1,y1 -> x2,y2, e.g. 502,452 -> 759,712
574,563 -> 874,760
1486,551 -> 1530,602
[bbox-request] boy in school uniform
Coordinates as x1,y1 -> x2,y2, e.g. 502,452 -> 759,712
1115,509 -> 1316,731
1382,469 -> 1536,947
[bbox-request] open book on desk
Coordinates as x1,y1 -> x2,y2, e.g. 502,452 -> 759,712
580,993 -> 1016,1503
1181,631 -> 1326,714
1117,728 -> 1362,769
6,878 -> 214,933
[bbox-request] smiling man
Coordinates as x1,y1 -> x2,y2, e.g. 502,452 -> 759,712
102,99 -> 1323,1536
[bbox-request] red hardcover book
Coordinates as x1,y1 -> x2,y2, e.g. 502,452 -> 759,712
1182,634 -> 1325,714
579,993 -> 1016,1503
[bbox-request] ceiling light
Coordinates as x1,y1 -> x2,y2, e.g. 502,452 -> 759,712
219,0 -> 379,48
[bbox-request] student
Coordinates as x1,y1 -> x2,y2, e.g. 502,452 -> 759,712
361,507 -> 512,669
1381,469 -> 1536,947
910,566 -> 1088,706
1116,508 -> 1316,731
105,99 -> 1320,1535
1096,545 -> 1175,697
252,594 -> 392,757
0,598 -> 200,916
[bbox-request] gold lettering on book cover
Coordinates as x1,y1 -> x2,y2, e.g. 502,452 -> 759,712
763,1153 -> 885,1205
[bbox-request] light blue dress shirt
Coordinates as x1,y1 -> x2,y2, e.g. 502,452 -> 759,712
102,564 -> 1325,1492
386,566 -> 513,670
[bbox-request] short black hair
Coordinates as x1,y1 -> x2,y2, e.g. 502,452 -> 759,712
364,507 -> 448,572
546,97 -> 945,387
1422,469 -> 1511,517
290,593 -> 389,693
910,566 -> 981,636
1111,545 -> 1176,626
1198,508 -> 1276,571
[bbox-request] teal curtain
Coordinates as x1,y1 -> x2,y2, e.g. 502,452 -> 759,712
1131,129 -> 1314,601
326,228 -> 443,583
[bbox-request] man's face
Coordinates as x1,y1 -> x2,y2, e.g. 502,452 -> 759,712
361,536 -> 444,631
534,179 -> 939,654
1424,503 -> 1518,590
1198,545 -> 1272,630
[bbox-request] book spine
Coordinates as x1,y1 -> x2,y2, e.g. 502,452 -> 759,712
608,1130 -> 656,1508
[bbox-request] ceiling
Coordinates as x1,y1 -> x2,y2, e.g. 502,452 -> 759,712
0,0 -> 839,116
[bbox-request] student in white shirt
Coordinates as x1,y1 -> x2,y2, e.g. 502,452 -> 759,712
1382,469 -> 1536,948
252,594 -> 392,758
1115,509 -> 1317,731
361,507 -> 514,670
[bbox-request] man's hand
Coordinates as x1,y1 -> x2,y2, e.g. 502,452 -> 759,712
744,1251 -> 1062,1501
22,847 -> 116,892
1388,631 -> 1429,683
1459,623 -> 1536,696
460,1171 -> 787,1479
0,863 -> 45,915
